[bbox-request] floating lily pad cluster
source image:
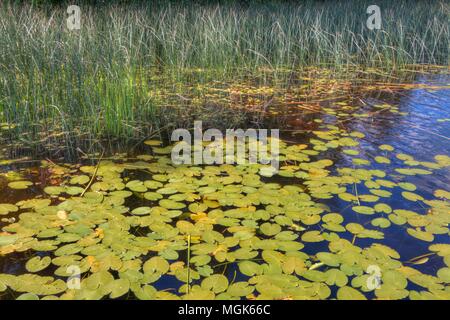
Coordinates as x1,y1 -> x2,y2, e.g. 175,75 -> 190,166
0,117 -> 449,300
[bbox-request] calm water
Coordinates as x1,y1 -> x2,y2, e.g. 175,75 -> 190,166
0,72 -> 449,299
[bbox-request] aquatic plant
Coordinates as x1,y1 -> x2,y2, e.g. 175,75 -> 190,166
1,104 -> 449,299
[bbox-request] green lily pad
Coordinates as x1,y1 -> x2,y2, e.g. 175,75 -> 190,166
238,261 -> 263,276
201,274 -> 229,293
379,145 -> 394,151
8,181 -> 33,190
260,223 -> 281,236
109,279 -> 130,299
16,293 -> 39,300
401,192 -> 424,202
301,231 -> 324,242
407,228 -> 434,242
70,175 -> 90,185
352,206 -> 375,215
337,286 -> 366,300
0,203 -> 19,215
131,206 -> 152,215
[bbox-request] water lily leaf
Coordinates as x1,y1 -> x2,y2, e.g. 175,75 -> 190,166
131,206 -> 152,215
369,189 -> 392,197
66,186 -> 84,195
188,203 -> 208,213
352,158 -> 370,166
434,189 -> 450,200
16,293 -> 39,300
395,168 -> 432,176
8,181 -> 33,189
157,187 -> 178,195
375,156 -> 391,164
374,203 -> 392,214
322,213 -> 344,224
275,231 -> 298,241
238,261 -> 263,276
70,175 -> 90,185
0,204 -> 18,215
398,182 -> 417,191
144,180 -> 163,189
337,286 -> 366,300
375,284 -> 409,300
358,194 -> 379,202
160,249 -> 179,260
190,255 -> 211,267
152,146 -> 173,154
126,180 -> 147,192
282,256 -> 306,275
383,270 -> 408,289
17,198 -> 51,209
144,140 -> 162,146
109,190 -> 133,198
397,153 -> 414,161
260,223 -> 281,236
379,145 -> 394,151
0,234 -> 19,246
388,214 -> 407,225
226,282 -> 254,297
352,206 -> 375,215
435,155 -> 450,165
82,191 -> 104,203
143,256 -> 170,276
301,270 -> 326,282
109,279 -> 130,299
372,243 -> 400,259
301,231 -> 324,242
54,243 -> 83,256
343,149 -> 359,156
159,199 -> 186,209
345,223 -> 364,234
317,252 -> 340,267
85,271 -> 114,291
371,218 -> 391,228
144,192 -> 163,201
402,192 -> 424,202
25,256 -> 52,273
375,179 -> 396,188
429,244 -> 450,257
324,269 -> 348,287
437,268 -> 450,283
338,193 -> 358,202
259,166 -> 277,177
183,288 -> 215,300
201,274 -> 229,293
44,186 -> 65,195
407,228 -> 434,242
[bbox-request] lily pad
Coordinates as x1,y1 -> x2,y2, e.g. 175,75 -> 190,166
8,181 -> 33,189
25,256 -> 52,272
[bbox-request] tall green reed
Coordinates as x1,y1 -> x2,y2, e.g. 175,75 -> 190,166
0,0 -> 448,155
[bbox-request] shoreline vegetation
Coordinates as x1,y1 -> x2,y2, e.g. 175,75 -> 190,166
0,0 -> 449,158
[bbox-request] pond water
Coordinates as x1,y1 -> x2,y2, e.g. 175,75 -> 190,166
0,72 -> 449,300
